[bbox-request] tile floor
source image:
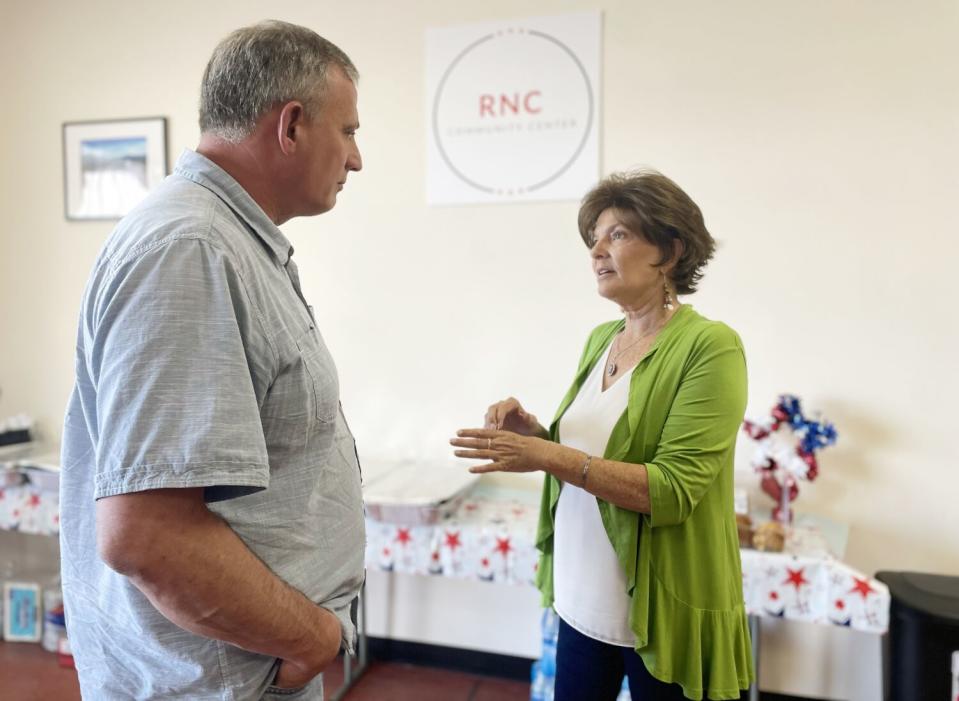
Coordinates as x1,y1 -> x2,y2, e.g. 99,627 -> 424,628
324,658 -> 529,700
0,642 -> 531,700
0,640 -> 82,700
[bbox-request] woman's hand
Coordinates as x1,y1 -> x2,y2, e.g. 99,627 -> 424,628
450,428 -> 552,474
484,397 -> 547,438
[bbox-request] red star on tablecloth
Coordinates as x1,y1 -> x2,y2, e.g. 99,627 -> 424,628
835,599 -> 845,610
431,551 -> 440,562
784,567 -> 808,590
444,530 -> 462,550
28,494 -> 41,508
849,577 -> 876,600
481,557 -> 490,568
382,547 -> 391,557
395,527 -> 412,545
494,536 -> 512,557
769,591 -> 779,601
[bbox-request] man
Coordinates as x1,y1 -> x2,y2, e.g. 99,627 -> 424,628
59,21 -> 364,700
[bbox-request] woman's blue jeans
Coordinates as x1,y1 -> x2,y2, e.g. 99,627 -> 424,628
554,617 -> 711,701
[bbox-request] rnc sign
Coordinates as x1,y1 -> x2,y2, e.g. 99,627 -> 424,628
426,12 -> 601,205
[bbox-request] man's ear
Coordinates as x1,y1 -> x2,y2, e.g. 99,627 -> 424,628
276,101 -> 306,156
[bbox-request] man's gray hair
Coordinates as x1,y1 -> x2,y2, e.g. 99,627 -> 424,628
199,20 -> 358,143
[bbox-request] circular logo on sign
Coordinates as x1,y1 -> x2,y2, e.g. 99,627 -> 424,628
432,28 -> 594,195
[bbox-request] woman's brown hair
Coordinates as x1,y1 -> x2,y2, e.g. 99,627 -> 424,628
578,170 -> 715,295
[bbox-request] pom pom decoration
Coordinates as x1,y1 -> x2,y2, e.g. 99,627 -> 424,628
742,395 -> 838,523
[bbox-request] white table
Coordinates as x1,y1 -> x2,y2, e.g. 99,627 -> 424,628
364,483 -> 890,700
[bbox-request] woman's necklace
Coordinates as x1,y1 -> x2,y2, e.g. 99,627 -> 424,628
606,320 -> 667,376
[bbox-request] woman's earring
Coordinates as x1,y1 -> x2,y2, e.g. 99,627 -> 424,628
663,274 -> 675,311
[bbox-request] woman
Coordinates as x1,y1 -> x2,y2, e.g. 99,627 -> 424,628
451,171 -> 753,700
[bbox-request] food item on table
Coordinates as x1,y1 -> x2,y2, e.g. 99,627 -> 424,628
752,521 -> 785,552
736,513 -> 754,549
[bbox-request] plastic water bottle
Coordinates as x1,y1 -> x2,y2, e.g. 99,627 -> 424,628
951,650 -> 958,701
543,607 -> 560,640
531,608 -> 560,700
541,609 -> 558,678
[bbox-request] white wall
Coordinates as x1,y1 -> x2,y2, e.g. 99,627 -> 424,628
2,1 -> 957,698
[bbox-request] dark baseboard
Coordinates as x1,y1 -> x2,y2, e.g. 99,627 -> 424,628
366,636 -> 534,681
365,637 -> 818,700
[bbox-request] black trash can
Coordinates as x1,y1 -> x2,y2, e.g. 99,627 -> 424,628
876,570 -> 959,701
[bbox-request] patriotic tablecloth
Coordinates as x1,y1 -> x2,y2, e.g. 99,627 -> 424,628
741,550 -> 888,632
0,457 -> 60,536
365,484 -> 540,586
364,483 -> 889,634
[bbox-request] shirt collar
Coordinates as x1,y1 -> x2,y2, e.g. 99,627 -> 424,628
173,149 -> 294,266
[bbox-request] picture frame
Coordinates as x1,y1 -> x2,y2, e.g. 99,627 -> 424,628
3,581 -> 42,642
62,116 -> 168,221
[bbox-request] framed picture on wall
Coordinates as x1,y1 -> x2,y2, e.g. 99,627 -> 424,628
3,581 -> 42,642
62,116 -> 168,221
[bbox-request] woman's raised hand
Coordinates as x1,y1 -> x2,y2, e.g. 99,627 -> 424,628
484,397 -> 546,438
450,398 -> 553,475
450,429 -> 548,474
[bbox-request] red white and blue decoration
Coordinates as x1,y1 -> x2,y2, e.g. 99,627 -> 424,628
743,394 -> 838,522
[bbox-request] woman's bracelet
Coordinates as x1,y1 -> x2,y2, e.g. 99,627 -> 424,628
580,453 -> 593,488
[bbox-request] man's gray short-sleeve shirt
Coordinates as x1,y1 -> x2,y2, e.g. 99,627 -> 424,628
59,150 -> 365,700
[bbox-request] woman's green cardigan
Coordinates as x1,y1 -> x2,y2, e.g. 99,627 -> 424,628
535,305 -> 755,700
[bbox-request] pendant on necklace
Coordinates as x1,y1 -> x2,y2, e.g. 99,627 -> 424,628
607,362 -> 617,376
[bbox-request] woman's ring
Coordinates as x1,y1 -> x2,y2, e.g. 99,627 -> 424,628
487,438 -> 492,450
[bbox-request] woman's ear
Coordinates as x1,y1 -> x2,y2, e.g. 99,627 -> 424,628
672,238 -> 685,269
664,238 -> 685,273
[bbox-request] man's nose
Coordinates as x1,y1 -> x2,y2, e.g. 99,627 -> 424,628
348,143 -> 362,172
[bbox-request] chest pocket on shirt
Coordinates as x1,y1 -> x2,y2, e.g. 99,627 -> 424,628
294,326 -> 339,423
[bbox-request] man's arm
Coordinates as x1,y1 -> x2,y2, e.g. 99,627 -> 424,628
97,488 -> 339,687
